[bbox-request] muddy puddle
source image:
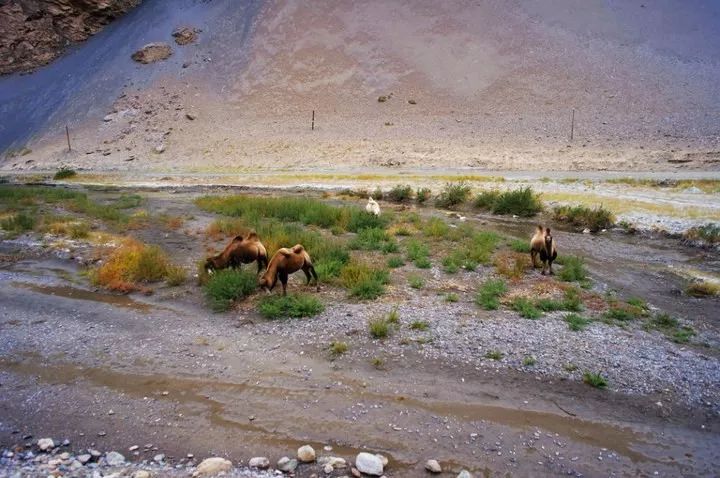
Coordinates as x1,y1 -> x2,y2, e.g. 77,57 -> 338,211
11,282 -> 157,313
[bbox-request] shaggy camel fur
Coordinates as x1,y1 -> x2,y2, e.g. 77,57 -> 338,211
530,225 -> 557,275
205,232 -> 268,274
259,244 -> 319,295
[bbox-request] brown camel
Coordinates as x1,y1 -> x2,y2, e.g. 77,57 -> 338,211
530,225 -> 557,275
259,244 -> 319,295
205,231 -> 268,274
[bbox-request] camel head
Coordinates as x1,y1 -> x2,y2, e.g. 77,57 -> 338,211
258,275 -> 274,293
204,257 -> 218,275
544,228 -> 554,247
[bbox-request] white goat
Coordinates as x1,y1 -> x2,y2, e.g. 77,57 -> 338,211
365,197 -> 381,216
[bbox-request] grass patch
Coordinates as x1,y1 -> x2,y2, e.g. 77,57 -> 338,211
648,313 -> 695,344
476,279 -> 507,310
204,268 -> 257,312
435,182 -> 472,209
564,313 -> 590,331
553,205 -> 614,232
582,371 -> 608,389
258,293 -> 324,319
91,238 -> 178,292
422,217 -> 450,238
371,357 -> 385,369
558,256 -> 588,283
369,317 -> 391,339
1,212 -> 36,234
485,350 -> 503,360
603,301 -> 647,322
349,227 -> 396,251
165,265 -> 187,286
494,251 -> 531,280
329,341 -> 348,356
408,275 -> 425,289
340,261 -> 390,300
445,292 -> 459,303
536,288 -> 583,312
686,281 -> 720,297
473,187 -> 543,217
410,320 -> 429,331
53,168 -> 77,180
509,239 -> 530,253
387,255 -> 405,268
522,356 -> 536,366
683,223 -> 720,245
510,297 -> 542,319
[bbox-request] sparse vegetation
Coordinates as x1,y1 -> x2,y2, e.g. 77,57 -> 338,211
387,255 -> 405,268
553,205 -> 614,232
91,238 -> 179,292
683,223 -> 720,245
522,356 -> 536,366
408,275 -> 425,289
258,293 -> 325,319
341,261 -> 390,300
416,188 -> 431,204
422,217 -> 450,238
329,341 -> 348,355
1,212 -> 36,234
686,281 -> 720,297
583,371 -> 608,389
510,297 -> 542,319
648,313 -> 695,344
204,268 -> 257,312
535,288 -> 583,312
53,167 -> 77,180
476,279 -> 507,310
435,182 -> 472,209
165,265 -> 187,286
564,363 -> 578,372
371,357 -> 385,369
494,251 -> 530,280
369,317 -> 391,339
410,320 -> 430,331
445,292 -> 459,303
349,227 -> 395,251
564,313 -> 590,331
387,307 -> 400,325
485,350 -> 504,360
510,239 -> 530,253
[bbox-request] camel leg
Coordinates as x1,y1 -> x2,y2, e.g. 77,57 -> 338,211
303,267 -> 312,285
541,260 -> 547,275
279,270 -> 289,296
548,259 -> 554,275
531,251 -> 538,268
309,265 -> 319,292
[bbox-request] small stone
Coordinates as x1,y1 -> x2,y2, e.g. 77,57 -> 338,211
457,471 -> 473,478
105,451 -> 126,466
37,438 -> 54,451
324,463 -> 334,474
582,228 -> 591,234
89,449 -> 102,458
425,459 -> 442,473
108,410 -> 115,415
162,391 -> 169,396
153,454 -> 165,462
61,439 -> 70,447
193,457 -> 232,477
155,144 -> 165,154
131,43 -> 173,64
129,445 -> 139,451
133,471 -> 151,478
277,456 -> 298,472
351,468 -> 362,478
186,113 -> 196,121
98,431 -> 106,437
248,457 -> 270,469
319,457 -> 346,468
355,452 -> 383,476
77,454 -> 92,464
297,445 -> 316,462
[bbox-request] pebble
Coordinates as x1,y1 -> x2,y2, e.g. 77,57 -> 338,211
355,452 -> 384,476
105,451 -> 126,466
457,470 -> 473,478
133,471 -> 151,478
193,457 -> 232,477
37,438 -> 54,451
77,454 -> 92,464
324,463 -> 334,474
425,459 -> 442,473
277,456 -> 298,472
248,456 -> 270,469
298,444 -> 316,462
154,454 -> 165,462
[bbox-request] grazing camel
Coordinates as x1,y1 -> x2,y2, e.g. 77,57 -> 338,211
259,244 -> 319,295
205,232 -> 268,274
366,197 -> 381,216
530,225 -> 557,275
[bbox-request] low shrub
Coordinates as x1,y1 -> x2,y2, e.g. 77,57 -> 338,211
410,320 -> 429,331
494,251 -> 531,280
683,223 -> 720,245
474,188 -> 543,217
204,268 -> 257,312
408,275 -> 425,289
349,227 -> 393,251
422,217 -> 450,238
387,184 -> 414,203
536,288 -> 583,312
165,265 -> 187,286
511,297 -> 542,319
416,188 -> 432,204
485,350 -> 504,360
258,293 -> 324,319
445,292 -> 459,303
553,205 -> 614,232
522,356 -> 536,366
558,256 -> 588,283
583,371 -> 608,389
369,317 -> 391,339
435,182 -> 472,209
330,341 -> 348,355
341,261 -> 390,300
53,168 -> 77,180
387,255 -> 405,268
1,212 -> 36,234
686,281 -> 720,297
92,238 -> 175,291
509,239 -> 530,253
413,256 -> 432,269
476,279 -> 507,310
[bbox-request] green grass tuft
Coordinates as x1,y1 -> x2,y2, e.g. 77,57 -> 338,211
476,279 -> 507,310
387,255 -> 405,268
330,341 -> 349,355
204,269 -> 257,312
474,187 -> 543,217
564,313 -> 590,331
558,256 -> 588,283
583,371 -> 608,389
435,182 -> 472,209
408,275 -> 425,289
485,350 -> 504,360
522,356 -> 536,366
410,320 -> 430,331
369,317 -> 391,339
510,297 -> 542,319
258,293 -> 324,319
552,205 -> 614,232
53,168 -> 77,180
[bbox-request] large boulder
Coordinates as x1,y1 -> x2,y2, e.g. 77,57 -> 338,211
131,43 -> 172,64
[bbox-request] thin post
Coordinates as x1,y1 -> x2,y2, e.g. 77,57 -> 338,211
570,109 -> 575,142
66,125 -> 71,151
311,110 -> 315,131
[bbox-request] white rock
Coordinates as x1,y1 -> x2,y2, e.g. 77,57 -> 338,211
37,438 -> 54,451
457,470 -> 473,478
154,144 -> 166,154
133,471 -> 151,478
297,445 -> 316,462
319,456 -> 346,468
248,457 -> 269,469
425,459 -> 442,473
324,463 -> 334,474
376,454 -> 388,467
153,454 -> 165,462
105,451 -> 125,466
193,457 -> 232,477
77,454 -> 92,464
277,456 -> 298,472
355,452 -> 383,476
582,228 -> 591,234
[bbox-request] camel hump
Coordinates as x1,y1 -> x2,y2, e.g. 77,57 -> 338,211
246,231 -> 259,241
536,225 -> 544,233
233,234 -> 245,242
291,244 -> 305,254
277,247 -> 293,257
